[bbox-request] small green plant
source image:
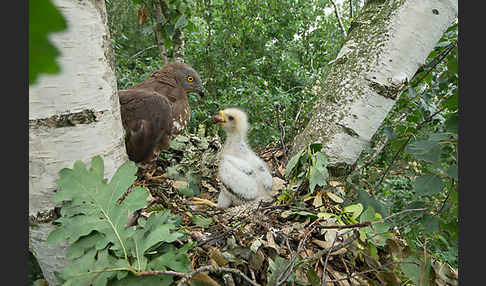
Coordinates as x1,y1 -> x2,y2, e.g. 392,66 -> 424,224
285,142 -> 330,194
47,156 -> 191,285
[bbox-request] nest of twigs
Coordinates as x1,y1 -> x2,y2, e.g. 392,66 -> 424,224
122,131 -> 456,286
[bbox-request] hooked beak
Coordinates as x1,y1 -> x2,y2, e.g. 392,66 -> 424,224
213,110 -> 226,125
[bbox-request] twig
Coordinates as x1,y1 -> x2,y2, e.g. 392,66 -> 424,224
275,103 -> 288,157
438,179 -> 454,213
306,230 -> 359,264
316,221 -> 372,230
321,231 -> 339,286
314,208 -> 426,231
277,225 -> 317,286
412,41 -> 456,87
197,228 -> 235,247
371,208 -> 427,225
396,214 -> 424,232
129,45 -> 158,59
340,256 -> 352,284
370,105 -> 448,195
325,261 -> 419,282
329,0 -> 347,37
421,234 -> 428,284
136,269 -> 188,277
175,265 -> 260,286
348,0 -> 353,19
357,208 -> 428,243
285,85 -> 307,94
294,102 -> 304,123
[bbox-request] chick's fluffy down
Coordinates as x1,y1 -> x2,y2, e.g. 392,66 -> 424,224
214,108 -> 273,208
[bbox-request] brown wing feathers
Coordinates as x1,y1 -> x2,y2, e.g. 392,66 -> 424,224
120,91 -> 172,163
118,61 -> 203,164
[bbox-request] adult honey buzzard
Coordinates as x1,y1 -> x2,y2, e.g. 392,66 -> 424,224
119,61 -> 203,165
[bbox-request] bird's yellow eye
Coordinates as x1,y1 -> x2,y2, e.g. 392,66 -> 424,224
187,76 -> 194,82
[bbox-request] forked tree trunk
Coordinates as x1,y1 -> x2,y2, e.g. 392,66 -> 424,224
29,0 -> 127,284
291,0 -> 458,175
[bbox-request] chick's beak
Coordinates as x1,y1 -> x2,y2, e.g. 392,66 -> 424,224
213,110 -> 226,125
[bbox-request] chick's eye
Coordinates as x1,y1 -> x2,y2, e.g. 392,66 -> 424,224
228,115 -> 234,121
187,76 -> 194,82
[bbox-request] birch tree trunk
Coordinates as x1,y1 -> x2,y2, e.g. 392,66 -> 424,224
291,0 -> 458,175
29,0 -> 127,284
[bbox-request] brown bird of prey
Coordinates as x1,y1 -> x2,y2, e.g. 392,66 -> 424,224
192,108 -> 273,208
119,61 -> 203,166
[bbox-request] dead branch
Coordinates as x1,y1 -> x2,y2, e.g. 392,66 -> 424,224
175,265 -> 260,286
348,0 -> 353,19
370,104 -> 449,195
277,225 -> 318,286
322,230 -> 339,286
329,0 -> 347,37
275,102 -> 288,157
306,230 -> 359,264
326,261 -> 419,282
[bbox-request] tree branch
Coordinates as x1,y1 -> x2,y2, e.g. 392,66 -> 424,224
370,104 -> 449,195
277,225 -> 317,286
349,0 -> 353,19
322,230 -> 339,286
275,103 -> 287,158
175,265 -> 260,286
329,0 -> 347,37
326,261 -> 419,282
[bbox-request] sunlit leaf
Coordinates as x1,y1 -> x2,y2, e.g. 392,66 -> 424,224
174,15 -> 188,30
343,203 -> 364,219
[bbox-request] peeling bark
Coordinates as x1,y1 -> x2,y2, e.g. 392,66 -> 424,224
29,0 -> 127,284
291,0 -> 458,175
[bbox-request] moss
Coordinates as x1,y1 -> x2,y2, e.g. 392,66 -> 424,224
291,0 -> 408,164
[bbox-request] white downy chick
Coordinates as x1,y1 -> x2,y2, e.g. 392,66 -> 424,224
213,108 -> 273,208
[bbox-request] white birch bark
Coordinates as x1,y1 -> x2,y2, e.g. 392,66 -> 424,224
291,0 -> 458,174
29,0 -> 127,284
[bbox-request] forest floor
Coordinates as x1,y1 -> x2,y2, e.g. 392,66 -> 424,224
125,131 -> 458,286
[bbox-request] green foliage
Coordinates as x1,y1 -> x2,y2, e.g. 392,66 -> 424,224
351,21 -> 459,273
285,142 -> 329,190
107,0 -> 349,147
29,0 -> 67,85
161,129 -> 221,190
47,156 -> 190,285
105,1 -> 458,282
280,142 -> 330,205
358,206 -> 392,247
267,256 -> 296,286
